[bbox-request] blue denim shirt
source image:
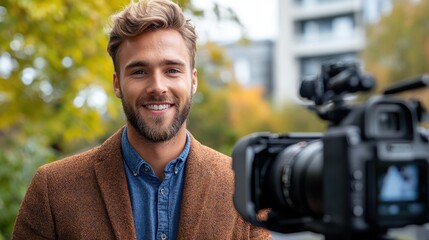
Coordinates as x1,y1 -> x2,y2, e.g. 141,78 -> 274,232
121,128 -> 190,240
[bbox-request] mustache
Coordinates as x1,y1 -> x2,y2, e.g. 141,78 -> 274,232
136,95 -> 176,105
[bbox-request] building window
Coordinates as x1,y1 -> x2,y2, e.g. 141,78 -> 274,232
298,14 -> 355,42
234,58 -> 251,86
294,0 -> 352,7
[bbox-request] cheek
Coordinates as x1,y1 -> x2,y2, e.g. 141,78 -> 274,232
121,83 -> 144,103
179,79 -> 194,95
177,85 -> 193,101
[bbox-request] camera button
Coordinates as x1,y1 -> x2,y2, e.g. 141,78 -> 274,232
352,170 -> 363,180
353,205 -> 364,216
352,181 -> 363,191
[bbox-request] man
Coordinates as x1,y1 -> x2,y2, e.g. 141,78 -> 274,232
12,0 -> 271,239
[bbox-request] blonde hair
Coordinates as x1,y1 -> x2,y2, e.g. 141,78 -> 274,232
107,0 -> 197,72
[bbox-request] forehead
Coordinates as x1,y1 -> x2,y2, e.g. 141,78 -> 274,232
117,29 -> 191,70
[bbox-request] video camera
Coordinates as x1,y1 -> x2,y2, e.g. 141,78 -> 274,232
232,62 -> 429,239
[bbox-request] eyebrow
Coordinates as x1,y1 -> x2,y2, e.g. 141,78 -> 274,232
124,61 -> 148,70
124,59 -> 187,71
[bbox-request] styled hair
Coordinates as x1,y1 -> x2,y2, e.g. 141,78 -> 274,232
107,0 -> 197,72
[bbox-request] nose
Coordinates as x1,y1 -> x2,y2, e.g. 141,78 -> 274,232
147,71 -> 167,95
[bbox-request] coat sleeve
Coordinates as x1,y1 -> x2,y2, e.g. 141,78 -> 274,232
250,224 -> 272,240
12,166 -> 56,240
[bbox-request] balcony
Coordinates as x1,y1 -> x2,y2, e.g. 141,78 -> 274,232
293,29 -> 365,57
292,0 -> 363,20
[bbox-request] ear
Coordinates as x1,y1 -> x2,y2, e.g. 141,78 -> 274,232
191,68 -> 198,95
113,72 -> 122,98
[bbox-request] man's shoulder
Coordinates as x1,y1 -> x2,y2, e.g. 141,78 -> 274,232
41,145 -> 102,172
38,128 -> 124,176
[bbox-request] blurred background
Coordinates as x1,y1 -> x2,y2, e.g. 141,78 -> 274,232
1,0 -> 429,239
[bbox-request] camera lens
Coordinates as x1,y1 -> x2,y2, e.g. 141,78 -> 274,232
268,141 -> 324,216
378,111 -> 400,133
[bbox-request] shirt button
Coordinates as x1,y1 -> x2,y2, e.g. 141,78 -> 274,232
174,167 -> 179,175
133,171 -> 138,176
161,233 -> 167,240
144,166 -> 150,172
160,188 -> 166,195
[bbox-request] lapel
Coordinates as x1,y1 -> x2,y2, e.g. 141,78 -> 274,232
178,136 -> 215,239
94,128 -> 136,240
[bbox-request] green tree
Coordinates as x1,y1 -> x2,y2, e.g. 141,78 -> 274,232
0,1 -> 131,237
0,0 -> 128,153
0,136 -> 55,238
277,104 -> 326,133
363,0 -> 429,102
189,41 -> 238,153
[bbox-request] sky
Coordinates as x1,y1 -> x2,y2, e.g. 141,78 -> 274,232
193,0 -> 279,43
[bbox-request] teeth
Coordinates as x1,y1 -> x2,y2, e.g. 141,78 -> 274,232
146,104 -> 171,111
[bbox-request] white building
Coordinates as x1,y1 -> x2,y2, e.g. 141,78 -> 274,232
222,40 -> 275,97
275,0 -> 393,104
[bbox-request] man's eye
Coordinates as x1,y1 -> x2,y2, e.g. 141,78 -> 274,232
133,70 -> 146,75
167,69 -> 180,74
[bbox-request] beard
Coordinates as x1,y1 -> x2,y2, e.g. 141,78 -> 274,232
121,91 -> 192,143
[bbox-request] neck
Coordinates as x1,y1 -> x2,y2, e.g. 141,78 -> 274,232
126,124 -> 187,179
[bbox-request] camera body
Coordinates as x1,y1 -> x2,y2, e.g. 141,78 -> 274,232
232,62 -> 429,238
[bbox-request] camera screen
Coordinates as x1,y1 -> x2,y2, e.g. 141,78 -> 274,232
378,164 -> 418,202
377,162 -> 425,217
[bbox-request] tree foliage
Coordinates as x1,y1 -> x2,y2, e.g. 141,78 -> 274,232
0,0 -> 130,153
363,0 -> 429,105
0,136 -> 55,237
0,1 -> 132,237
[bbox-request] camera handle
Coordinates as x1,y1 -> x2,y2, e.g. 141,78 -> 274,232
383,74 -> 429,95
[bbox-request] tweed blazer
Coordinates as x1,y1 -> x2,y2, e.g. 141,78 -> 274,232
12,128 -> 271,240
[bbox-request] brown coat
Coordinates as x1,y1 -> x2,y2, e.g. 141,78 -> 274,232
12,128 -> 271,240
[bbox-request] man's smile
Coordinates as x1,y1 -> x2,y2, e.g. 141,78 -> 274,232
144,103 -> 173,111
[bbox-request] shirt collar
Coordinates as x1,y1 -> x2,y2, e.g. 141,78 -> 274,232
121,127 -> 190,178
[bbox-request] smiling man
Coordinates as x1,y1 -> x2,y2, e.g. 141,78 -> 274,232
12,0 -> 271,239
115,28 -> 196,179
